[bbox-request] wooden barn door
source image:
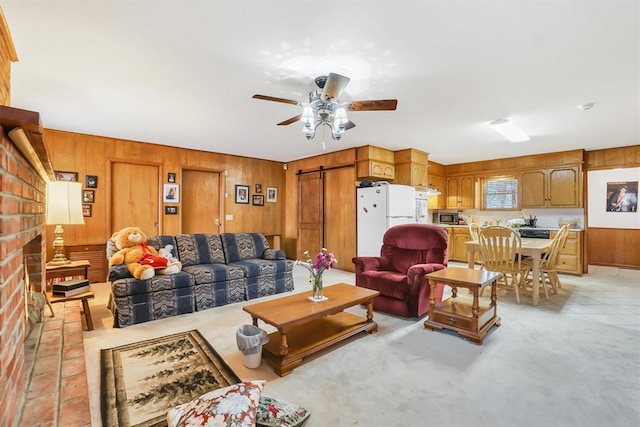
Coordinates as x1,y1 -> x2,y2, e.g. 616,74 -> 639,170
297,171 -> 323,260
110,162 -> 160,236
182,169 -> 222,233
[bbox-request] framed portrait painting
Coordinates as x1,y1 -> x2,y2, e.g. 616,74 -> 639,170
252,195 -> 264,206
163,184 -> 179,203
235,185 -> 249,204
54,171 -> 78,182
85,175 -> 98,188
266,187 -> 277,203
82,190 -> 95,203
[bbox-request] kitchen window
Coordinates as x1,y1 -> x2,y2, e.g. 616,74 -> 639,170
481,176 -> 518,210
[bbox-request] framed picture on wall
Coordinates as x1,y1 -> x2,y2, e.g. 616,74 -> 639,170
606,181 -> 638,212
54,171 -> 78,182
255,183 -> 262,193
252,195 -> 264,206
267,187 -> 277,203
82,204 -> 92,217
163,184 -> 179,203
165,206 -> 178,215
167,172 -> 176,183
82,190 -> 95,203
235,185 -> 249,204
85,175 -> 98,188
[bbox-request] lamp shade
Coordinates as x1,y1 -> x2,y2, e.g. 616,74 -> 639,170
46,181 -> 85,225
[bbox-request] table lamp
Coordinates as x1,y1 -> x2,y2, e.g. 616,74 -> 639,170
46,181 -> 85,265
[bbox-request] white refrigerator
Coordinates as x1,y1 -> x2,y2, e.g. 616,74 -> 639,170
357,183 -> 416,257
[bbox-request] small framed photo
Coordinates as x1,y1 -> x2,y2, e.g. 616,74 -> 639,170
252,195 -> 264,206
267,187 -> 277,203
235,185 -> 249,204
165,206 -> 178,215
82,190 -> 95,203
85,175 -> 98,188
167,172 -> 176,183
82,204 -> 92,217
54,171 -> 78,182
255,183 -> 262,193
163,184 -> 179,203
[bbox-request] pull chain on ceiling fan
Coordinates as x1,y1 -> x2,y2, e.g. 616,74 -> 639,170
252,72 -> 398,141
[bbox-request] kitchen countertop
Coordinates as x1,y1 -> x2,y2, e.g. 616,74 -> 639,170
433,224 -> 584,231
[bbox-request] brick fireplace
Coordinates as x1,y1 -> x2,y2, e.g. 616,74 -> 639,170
0,107 -> 52,425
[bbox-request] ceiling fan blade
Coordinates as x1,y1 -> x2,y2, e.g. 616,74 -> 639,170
321,73 -> 351,102
344,121 -> 356,131
346,99 -> 398,111
277,115 -> 302,126
252,94 -> 302,106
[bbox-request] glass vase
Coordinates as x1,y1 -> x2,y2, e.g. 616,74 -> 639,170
312,274 -> 323,299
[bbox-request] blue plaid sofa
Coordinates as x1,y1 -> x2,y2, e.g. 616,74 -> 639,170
107,233 -> 294,327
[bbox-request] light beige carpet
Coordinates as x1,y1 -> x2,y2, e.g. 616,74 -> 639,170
84,265 -> 640,427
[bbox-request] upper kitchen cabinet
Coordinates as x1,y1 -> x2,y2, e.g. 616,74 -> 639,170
356,145 -> 395,180
519,166 -> 581,208
428,173 -> 446,210
446,175 -> 475,209
393,148 -> 428,189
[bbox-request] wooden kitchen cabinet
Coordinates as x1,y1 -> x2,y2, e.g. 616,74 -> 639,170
519,166 -> 581,208
550,230 -> 583,275
394,148 -> 428,189
428,174 -> 446,210
448,227 -> 481,262
356,145 -> 395,180
446,175 -> 475,209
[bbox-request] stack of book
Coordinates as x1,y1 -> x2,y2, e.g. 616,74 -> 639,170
52,279 -> 90,297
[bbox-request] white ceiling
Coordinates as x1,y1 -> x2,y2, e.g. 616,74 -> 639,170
2,1 -> 638,165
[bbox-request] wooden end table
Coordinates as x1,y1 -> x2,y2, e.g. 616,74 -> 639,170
243,283 -> 379,376
424,267 -> 502,345
46,288 -> 95,331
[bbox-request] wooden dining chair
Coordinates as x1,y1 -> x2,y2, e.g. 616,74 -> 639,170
468,223 -> 480,241
522,224 -> 571,299
478,226 -> 528,304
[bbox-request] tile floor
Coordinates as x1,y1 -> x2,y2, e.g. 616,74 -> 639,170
16,264 -> 640,426
19,300 -> 91,427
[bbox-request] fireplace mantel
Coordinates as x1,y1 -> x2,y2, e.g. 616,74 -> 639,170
0,104 -> 55,180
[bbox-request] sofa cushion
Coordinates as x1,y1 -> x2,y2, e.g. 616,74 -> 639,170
176,233 -> 226,266
111,271 -> 194,297
355,270 -> 410,300
230,259 -> 292,279
256,395 -> 310,427
182,263 -> 245,285
221,233 -> 269,263
167,380 -> 265,427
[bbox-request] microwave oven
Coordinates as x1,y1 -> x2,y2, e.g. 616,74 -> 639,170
438,212 -> 459,224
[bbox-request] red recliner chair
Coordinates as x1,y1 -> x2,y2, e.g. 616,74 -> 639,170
352,224 -> 448,318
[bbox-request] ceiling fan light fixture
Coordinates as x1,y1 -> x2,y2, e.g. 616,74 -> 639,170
334,107 -> 349,126
489,118 -> 530,143
301,106 -> 314,124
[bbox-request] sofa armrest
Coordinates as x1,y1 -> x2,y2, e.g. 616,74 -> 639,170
263,249 -> 286,260
352,256 -> 394,273
108,265 -> 132,282
407,263 -> 447,284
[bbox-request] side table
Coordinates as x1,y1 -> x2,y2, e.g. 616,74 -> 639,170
45,260 -> 94,330
47,288 -> 95,331
424,267 -> 502,345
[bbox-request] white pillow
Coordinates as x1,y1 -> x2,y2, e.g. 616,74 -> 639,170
167,380 -> 265,427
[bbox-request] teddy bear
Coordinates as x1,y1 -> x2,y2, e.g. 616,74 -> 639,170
108,226 -> 180,280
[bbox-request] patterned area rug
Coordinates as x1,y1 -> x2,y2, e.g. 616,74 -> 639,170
101,329 -> 240,427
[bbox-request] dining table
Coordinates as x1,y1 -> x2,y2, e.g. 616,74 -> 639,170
464,238 -> 553,306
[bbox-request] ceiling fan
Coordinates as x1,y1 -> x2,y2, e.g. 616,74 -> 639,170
252,72 -> 398,141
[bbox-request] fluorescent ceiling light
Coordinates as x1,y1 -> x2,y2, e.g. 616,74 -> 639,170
489,118 -> 530,143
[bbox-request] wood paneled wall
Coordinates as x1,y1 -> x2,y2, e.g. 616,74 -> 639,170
588,228 -> 640,269
43,129 -> 286,257
584,145 -> 640,169
444,149 -> 584,175
284,149 -> 358,272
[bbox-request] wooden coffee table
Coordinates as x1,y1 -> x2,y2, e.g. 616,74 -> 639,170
243,283 -> 379,376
